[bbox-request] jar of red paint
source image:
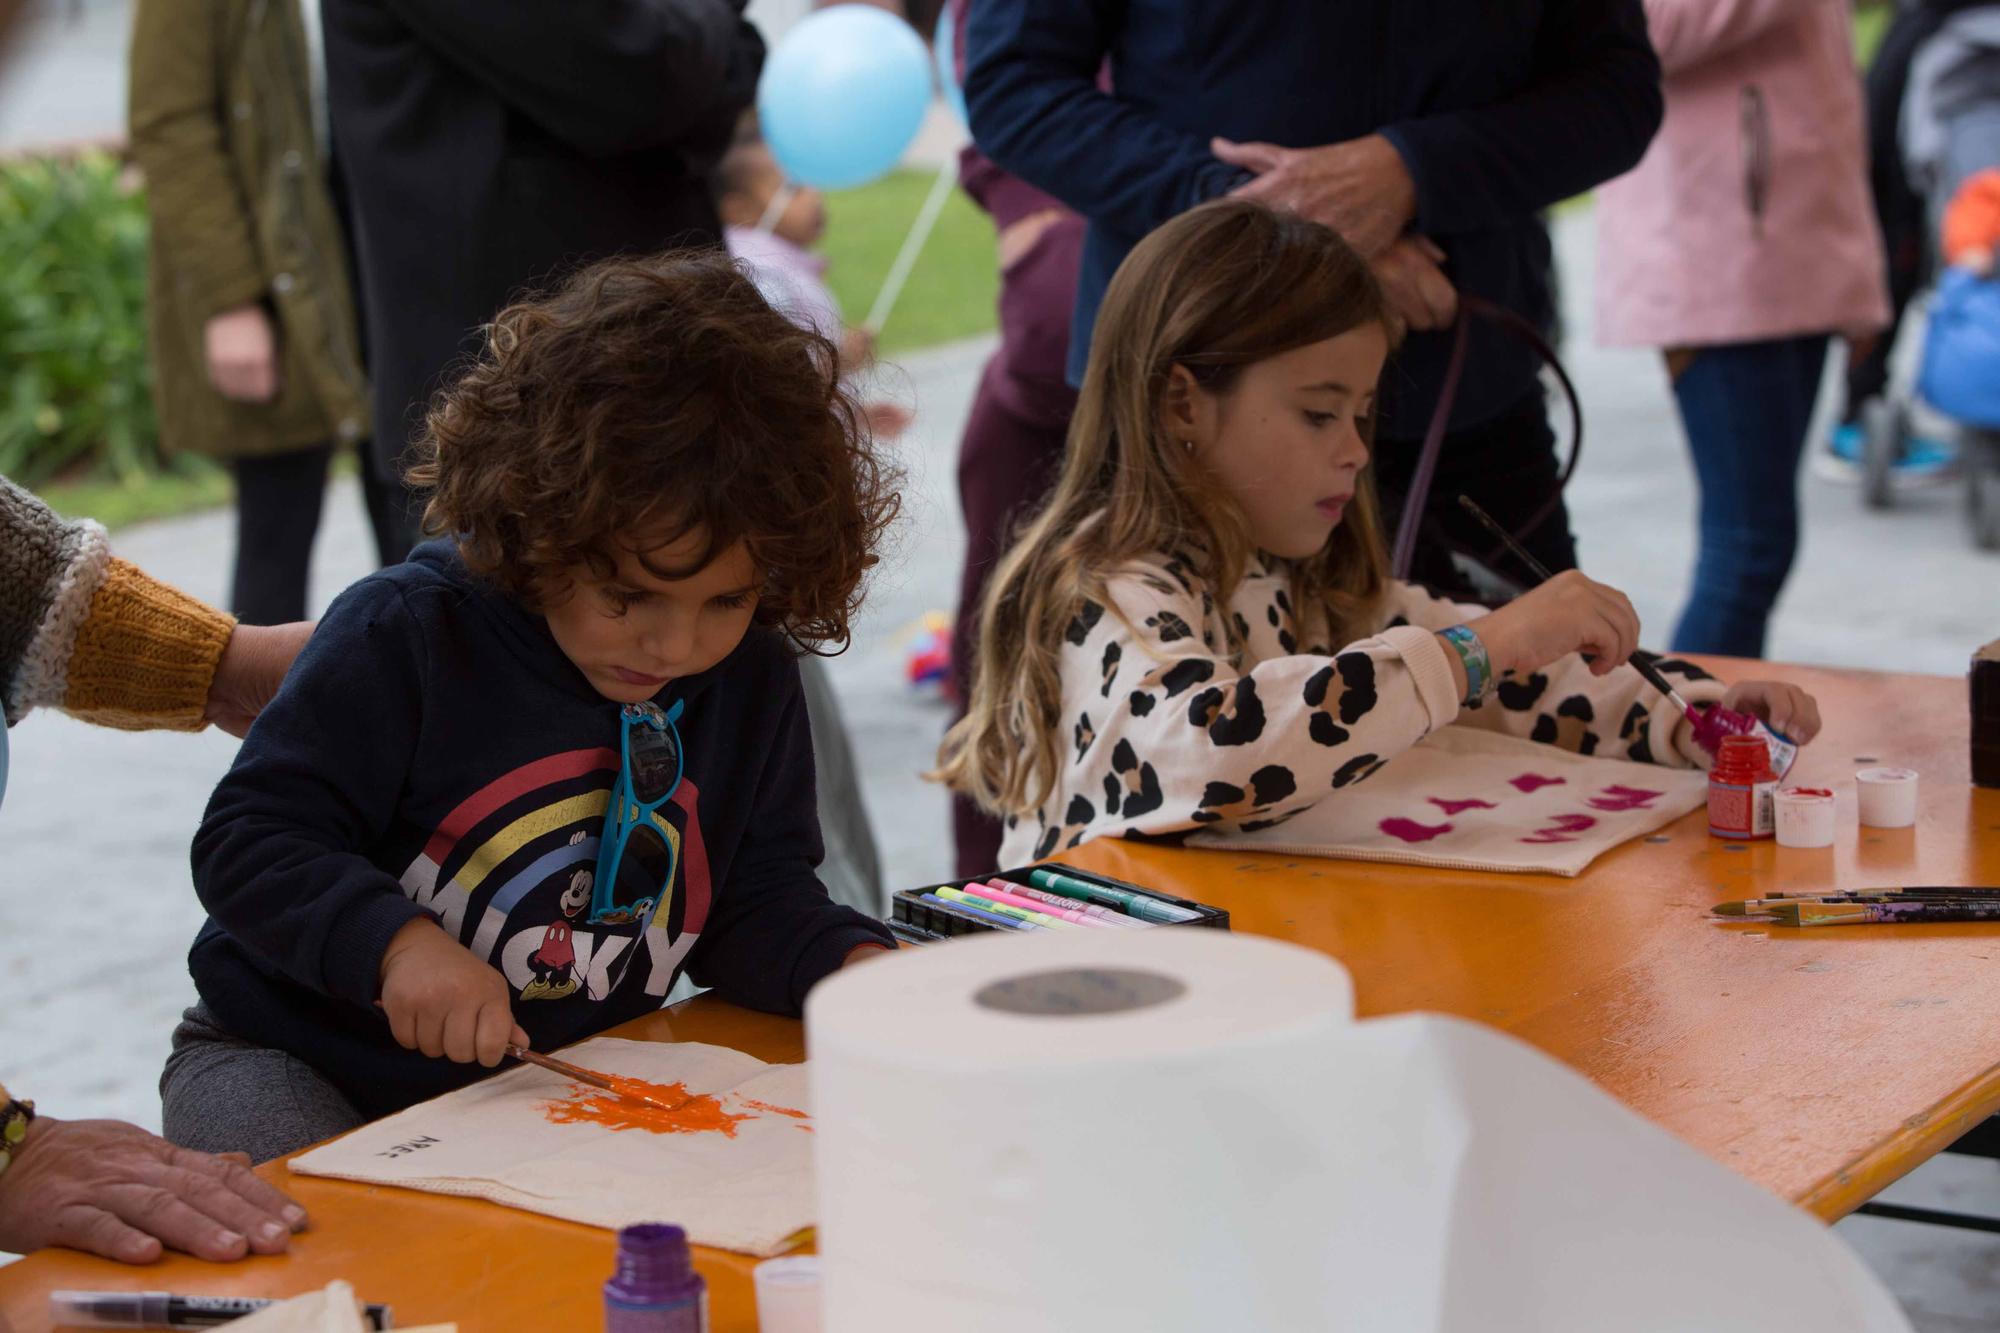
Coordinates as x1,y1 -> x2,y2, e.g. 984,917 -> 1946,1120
1708,734 -> 1778,840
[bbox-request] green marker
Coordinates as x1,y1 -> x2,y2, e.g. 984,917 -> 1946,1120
1028,868 -> 1202,924
938,885 -> 1078,930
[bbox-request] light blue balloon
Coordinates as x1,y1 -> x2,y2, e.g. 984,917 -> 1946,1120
934,4 -> 968,128
758,5 -> 934,190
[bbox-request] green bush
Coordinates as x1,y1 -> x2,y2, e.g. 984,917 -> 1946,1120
0,150 -> 160,486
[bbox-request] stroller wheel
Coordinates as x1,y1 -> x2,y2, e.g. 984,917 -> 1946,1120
1968,436 -> 2000,552
1861,397 -> 1906,511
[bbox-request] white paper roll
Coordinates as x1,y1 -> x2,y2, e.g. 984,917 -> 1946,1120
809,929 -> 1356,1333
1775,787 -> 1837,848
1856,767 -> 1919,828
806,929 -> 1911,1333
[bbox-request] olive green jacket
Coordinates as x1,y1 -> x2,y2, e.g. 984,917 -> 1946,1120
127,0 -> 369,460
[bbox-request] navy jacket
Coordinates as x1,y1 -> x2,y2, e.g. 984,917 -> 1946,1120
963,1 -> 1663,437
189,541 -> 890,1117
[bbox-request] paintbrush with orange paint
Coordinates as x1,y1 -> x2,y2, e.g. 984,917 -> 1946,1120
507,1044 -> 688,1112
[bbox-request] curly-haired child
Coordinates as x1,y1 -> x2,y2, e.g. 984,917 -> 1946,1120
162,251 -> 901,1161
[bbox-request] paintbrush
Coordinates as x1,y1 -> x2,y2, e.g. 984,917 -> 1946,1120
1456,494 -> 1708,726
1714,887 -> 2000,915
506,1044 -> 685,1112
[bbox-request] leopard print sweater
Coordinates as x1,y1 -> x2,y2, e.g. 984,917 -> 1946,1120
997,551 -> 1725,866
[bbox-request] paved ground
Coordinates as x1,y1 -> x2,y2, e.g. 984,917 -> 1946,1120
3,3 -> 1999,1317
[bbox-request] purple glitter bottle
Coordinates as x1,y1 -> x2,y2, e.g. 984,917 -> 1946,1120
605,1223 -> 707,1333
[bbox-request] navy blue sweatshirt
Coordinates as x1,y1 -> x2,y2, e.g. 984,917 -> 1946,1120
189,541 -> 891,1118
962,0 -> 1663,436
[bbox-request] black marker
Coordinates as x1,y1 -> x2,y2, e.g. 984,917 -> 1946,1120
50,1290 -> 393,1330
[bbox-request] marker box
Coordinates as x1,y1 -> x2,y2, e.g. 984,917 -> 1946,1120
891,865 -> 1228,939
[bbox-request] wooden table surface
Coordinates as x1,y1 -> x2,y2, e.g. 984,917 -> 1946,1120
6,660 -> 1995,1332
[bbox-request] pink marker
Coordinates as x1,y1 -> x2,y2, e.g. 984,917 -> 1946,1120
984,880 -> 1149,929
967,881 -> 1120,929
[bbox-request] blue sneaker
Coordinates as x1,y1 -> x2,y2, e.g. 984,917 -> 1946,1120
1815,416 -> 1958,487
1815,421 -> 1865,482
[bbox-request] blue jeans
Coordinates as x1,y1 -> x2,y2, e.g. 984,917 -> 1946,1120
1670,335 -> 1830,658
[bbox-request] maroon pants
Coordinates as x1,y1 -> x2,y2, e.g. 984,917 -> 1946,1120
948,214 -> 1084,878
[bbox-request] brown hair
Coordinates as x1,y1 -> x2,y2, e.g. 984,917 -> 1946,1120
407,249 -> 898,653
936,199 -> 1396,816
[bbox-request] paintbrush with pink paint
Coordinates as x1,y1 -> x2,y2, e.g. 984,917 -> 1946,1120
507,1043 -> 687,1112
1455,495 -> 1798,777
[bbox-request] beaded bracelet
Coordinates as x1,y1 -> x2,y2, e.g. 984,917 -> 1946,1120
1440,624 -> 1495,705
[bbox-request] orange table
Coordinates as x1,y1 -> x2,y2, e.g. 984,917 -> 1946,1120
4,660 -> 1995,1332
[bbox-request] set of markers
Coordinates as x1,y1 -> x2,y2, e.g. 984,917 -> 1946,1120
891,865 -> 1228,942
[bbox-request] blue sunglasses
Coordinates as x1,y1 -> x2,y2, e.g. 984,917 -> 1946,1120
588,698 -> 684,926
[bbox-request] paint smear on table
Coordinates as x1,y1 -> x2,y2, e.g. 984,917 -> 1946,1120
544,1076 -> 750,1137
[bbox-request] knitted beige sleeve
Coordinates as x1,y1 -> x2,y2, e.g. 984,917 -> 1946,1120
60,559 -> 236,731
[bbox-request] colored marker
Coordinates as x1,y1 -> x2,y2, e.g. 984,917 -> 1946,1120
49,1292 -> 392,1330
1028,868 -> 1202,924
969,880 -> 1126,928
938,885 -> 1077,930
988,880 -> 1151,928
918,892 -> 1035,931
1770,900 -> 2000,927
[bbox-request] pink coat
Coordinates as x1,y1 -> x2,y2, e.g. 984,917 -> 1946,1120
1595,0 -> 1889,348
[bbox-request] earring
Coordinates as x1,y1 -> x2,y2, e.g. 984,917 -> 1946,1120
1181,439 -> 1195,454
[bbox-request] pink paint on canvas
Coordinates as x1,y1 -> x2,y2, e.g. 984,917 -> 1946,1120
1508,773 -> 1567,793
1520,813 -> 1598,845
1428,797 -> 1499,816
1585,785 -> 1664,812
1380,817 -> 1454,843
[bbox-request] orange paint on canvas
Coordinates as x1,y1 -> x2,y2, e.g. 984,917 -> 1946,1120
541,1075 -> 750,1137
742,1099 -> 808,1120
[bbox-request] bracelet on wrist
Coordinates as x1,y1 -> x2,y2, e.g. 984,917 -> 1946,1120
0,1096 -> 37,1178
1440,624 -> 1495,705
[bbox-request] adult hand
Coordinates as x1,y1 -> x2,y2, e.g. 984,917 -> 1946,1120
378,917 -> 529,1067
203,304 -> 281,403
1213,133 -> 1417,258
205,620 -> 314,738
0,1117 -> 306,1263
1718,680 -> 1823,744
1465,570 -> 1641,680
1371,237 -> 1458,332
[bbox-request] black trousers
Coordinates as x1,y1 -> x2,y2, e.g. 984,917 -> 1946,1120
230,441 -> 408,625
1371,390 -> 1579,604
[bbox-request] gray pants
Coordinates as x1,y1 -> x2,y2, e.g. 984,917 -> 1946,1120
160,1004 -> 364,1164
799,657 -> 884,916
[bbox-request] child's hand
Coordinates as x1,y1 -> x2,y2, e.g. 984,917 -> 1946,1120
1467,570 -> 1640,680
839,326 -> 876,374
1719,680 -> 1822,743
378,917 -> 528,1067
862,401 -> 912,440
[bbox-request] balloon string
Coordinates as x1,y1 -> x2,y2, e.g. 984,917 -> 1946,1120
755,183 -> 797,235
864,156 -> 959,334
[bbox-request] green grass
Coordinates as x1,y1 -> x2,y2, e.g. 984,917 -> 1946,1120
39,457 -> 232,530
822,167 -> 998,356
1855,3 -> 1891,68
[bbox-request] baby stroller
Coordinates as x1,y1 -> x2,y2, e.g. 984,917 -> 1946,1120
1860,6 -> 2000,547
